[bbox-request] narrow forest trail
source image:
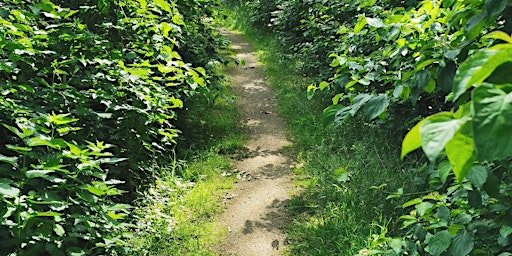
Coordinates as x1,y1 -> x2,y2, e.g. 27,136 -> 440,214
216,30 -> 294,256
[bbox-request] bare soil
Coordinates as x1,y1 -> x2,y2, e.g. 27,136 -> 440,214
216,30 -> 293,256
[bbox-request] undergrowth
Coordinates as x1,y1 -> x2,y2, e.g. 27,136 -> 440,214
130,84 -> 244,255
218,3 -> 426,255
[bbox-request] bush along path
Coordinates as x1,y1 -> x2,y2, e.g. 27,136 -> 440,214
216,30 -> 294,255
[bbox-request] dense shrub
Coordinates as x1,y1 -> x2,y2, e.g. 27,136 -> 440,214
0,0 -> 225,254
230,0 -> 512,255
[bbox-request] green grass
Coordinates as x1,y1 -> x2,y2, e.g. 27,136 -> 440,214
218,3 -> 426,255
130,78 -> 245,255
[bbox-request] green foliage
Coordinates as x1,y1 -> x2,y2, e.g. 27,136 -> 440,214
1,0 -> 227,254
226,0 -> 512,255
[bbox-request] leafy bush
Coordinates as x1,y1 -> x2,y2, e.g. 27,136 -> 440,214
1,0 -> 226,254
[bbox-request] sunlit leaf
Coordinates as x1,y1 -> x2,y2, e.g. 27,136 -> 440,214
453,44 -> 512,100
450,229 -> 474,256
401,120 -> 424,159
420,112 -> 467,162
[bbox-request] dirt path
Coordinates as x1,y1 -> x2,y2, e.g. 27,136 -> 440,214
216,30 -> 293,256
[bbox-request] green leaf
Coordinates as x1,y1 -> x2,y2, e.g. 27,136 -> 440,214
445,131 -> 475,182
0,154 -> 18,164
420,113 -> 466,162
472,84 -> 512,161
401,120 -> 424,159
362,94 -> 389,121
26,169 -> 54,179
453,44 -> 512,100
438,160 -> 452,184
366,17 -> 384,28
349,94 -> 372,116
483,31 -> 512,44
389,238 -> 403,253
466,165 -> 487,189
334,167 -> 349,183
0,183 -> 20,198
54,223 -> 65,237
483,172 -> 500,197
154,0 -> 172,13
354,15 -> 367,34
403,198 -> 423,208
450,229 -> 474,256
307,85 -> 317,100
426,230 -> 451,256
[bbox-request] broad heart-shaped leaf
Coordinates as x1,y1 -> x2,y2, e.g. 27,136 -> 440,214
420,112 -> 467,162
349,94 -> 372,116
401,120 -> 424,159
0,154 -> 18,164
472,84 -> 512,161
426,230 -> 452,256
445,126 -> 475,182
362,94 -> 389,121
453,44 -> 512,101
449,229 -> 474,256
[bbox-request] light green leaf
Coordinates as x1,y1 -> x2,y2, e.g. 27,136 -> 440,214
472,84 -> 512,161
445,130 -> 475,182
500,226 -> 512,238
453,44 -> 512,100
0,154 -> 18,164
426,230 -> 451,256
154,0 -> 171,13
450,229 -> 474,256
438,160 -> 452,184
416,202 -> 434,217
401,120 -> 424,159
420,113 -> 466,162
0,183 -> 20,197
354,15 -> 367,34
403,198 -> 423,208
466,165 -> 487,189
54,223 -> 65,237
483,30 -> 512,44
486,0 -> 507,17
26,169 -> 54,179
334,167 -> 349,183
366,17 -> 384,28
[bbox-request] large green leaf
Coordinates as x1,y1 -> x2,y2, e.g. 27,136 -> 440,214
401,120 -> 424,159
450,229 -> 474,256
420,112 -> 467,162
453,44 -> 512,100
466,165 -> 487,189
471,84 -> 512,161
362,94 -> 389,121
445,128 -> 475,182
426,230 -> 452,256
